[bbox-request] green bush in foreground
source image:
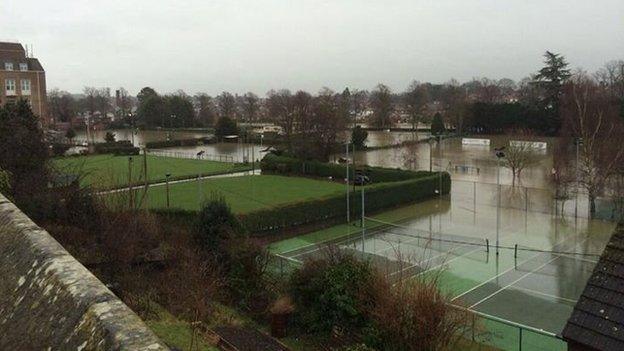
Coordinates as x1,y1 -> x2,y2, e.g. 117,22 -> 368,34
290,250 -> 381,334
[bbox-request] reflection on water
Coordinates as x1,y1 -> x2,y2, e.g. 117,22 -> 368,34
154,143 -> 267,163
345,134 -> 556,189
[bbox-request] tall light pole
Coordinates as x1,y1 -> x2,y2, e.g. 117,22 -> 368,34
494,147 -> 506,255
346,143 -> 351,223
574,137 -> 583,219
165,173 -> 171,208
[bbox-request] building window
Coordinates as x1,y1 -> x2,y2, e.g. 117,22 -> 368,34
4,62 -> 13,71
5,79 -> 16,95
21,79 -> 31,95
19,63 -> 28,71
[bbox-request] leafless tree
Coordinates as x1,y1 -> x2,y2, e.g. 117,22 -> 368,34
216,91 -> 237,118
502,129 -> 541,186
48,89 -> 76,124
240,92 -> 260,122
404,81 -> 428,132
266,89 -> 295,145
194,93 -> 216,126
370,84 -> 394,128
560,73 -> 624,216
595,60 -> 624,99
441,80 -> 468,134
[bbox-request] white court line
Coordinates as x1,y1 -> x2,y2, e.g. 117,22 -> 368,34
451,234 -> 575,302
461,235 -> 592,309
468,255 -> 562,309
511,286 -> 578,305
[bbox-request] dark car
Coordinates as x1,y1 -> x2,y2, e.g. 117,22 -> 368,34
353,174 -> 371,185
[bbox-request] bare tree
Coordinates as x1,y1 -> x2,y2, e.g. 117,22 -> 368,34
48,89 -> 76,125
595,60 -> 624,99
216,91 -> 237,118
266,89 -> 295,145
560,73 -> 624,216
370,84 -> 394,128
404,81 -> 428,132
194,93 -> 216,126
240,92 -> 260,122
502,130 -> 541,186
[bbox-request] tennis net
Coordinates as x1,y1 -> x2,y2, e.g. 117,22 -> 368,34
364,217 -> 490,252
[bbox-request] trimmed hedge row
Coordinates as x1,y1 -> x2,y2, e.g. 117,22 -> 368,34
261,154 -> 431,183
145,137 -> 214,149
238,172 -> 450,235
93,141 -> 139,156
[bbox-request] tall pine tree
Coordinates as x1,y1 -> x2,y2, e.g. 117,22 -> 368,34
534,51 -> 571,135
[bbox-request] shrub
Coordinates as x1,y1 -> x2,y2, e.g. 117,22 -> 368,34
289,249 -> 384,334
104,131 -> 116,143
261,153 -> 431,183
194,195 -> 245,257
351,126 -> 368,150
215,116 -> 238,138
93,141 -> 139,155
367,275 -> 475,351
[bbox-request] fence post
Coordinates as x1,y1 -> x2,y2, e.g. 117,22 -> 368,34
519,327 -> 523,351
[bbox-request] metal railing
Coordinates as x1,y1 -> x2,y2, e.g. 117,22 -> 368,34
146,149 -> 235,163
451,304 -> 566,351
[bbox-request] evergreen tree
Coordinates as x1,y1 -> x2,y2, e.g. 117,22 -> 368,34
534,51 -> 571,134
431,113 -> 446,136
351,125 -> 368,150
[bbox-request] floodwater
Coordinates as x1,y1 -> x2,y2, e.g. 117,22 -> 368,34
348,134 -> 555,189
74,128 -> 212,146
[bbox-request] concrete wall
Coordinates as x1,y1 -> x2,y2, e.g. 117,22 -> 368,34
0,193 -> 168,350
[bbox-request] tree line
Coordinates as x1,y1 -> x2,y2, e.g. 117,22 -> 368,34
48,52 -> 623,138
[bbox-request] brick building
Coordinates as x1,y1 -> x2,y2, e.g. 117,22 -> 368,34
0,42 -> 48,125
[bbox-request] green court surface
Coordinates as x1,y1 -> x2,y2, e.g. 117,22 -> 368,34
137,174 -> 347,213
269,191 -> 616,351
53,154 -> 251,188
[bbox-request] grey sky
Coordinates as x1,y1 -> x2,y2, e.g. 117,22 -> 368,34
2,0 -> 623,96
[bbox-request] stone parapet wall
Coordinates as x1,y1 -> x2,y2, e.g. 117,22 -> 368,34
0,193 -> 168,350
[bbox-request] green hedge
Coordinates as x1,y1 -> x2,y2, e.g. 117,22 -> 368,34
238,172 -> 450,235
93,141 -> 139,156
261,154 -> 431,183
145,137 -> 214,149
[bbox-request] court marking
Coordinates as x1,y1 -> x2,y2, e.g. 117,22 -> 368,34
451,233 -> 577,302
464,235 -> 592,311
468,255 -> 562,309
510,286 -> 578,305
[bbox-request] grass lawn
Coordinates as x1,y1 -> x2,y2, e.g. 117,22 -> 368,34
140,174 -> 347,213
53,154 -> 251,188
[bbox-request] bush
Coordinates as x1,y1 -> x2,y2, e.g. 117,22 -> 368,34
261,154 -> 431,183
93,141 -> 139,155
366,276 -> 474,351
194,195 -> 245,257
289,249 -> 383,334
215,116 -> 238,138
239,172 -> 450,235
144,137 -> 213,149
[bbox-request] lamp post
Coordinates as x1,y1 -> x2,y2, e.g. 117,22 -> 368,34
574,137 -> 583,219
346,143 -> 351,223
165,173 -> 171,208
494,147 -> 506,255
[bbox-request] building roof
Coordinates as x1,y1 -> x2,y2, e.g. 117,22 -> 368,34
562,222 -> 624,351
0,42 -> 24,52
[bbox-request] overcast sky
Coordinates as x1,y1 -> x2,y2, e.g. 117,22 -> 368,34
2,0 -> 623,96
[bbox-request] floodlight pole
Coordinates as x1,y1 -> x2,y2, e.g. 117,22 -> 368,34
574,138 -> 580,219
496,156 -> 501,255
346,143 -> 350,223
165,173 -> 171,208
361,185 -> 365,254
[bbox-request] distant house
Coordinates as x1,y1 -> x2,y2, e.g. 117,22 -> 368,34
0,42 -> 48,125
561,223 -> 624,351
